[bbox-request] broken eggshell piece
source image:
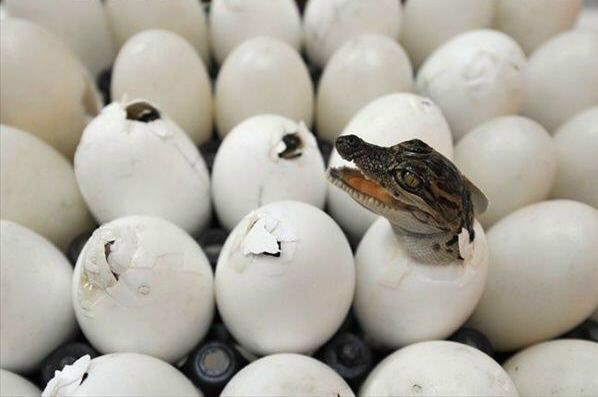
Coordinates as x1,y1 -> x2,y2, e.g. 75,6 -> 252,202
72,216 -> 214,364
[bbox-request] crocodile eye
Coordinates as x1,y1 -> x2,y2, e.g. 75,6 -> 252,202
401,171 -> 422,189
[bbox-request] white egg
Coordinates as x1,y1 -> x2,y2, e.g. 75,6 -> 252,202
551,106 -> 598,208
215,201 -> 355,356
493,0 -> 582,55
316,34 -> 414,142
4,0 -> 115,76
360,341 -> 518,396
1,125 -> 94,251
400,0 -> 495,68
0,18 -> 102,158
303,0 -> 402,69
503,339 -> 598,397
0,221 -> 76,373
111,30 -> 213,145
209,0 -> 302,65
105,0 -> 209,63
327,93 -> 453,243
0,369 -> 40,396
221,353 -> 354,396
212,115 -> 326,230
214,36 -> 313,138
416,29 -> 526,141
454,116 -> 557,228
72,216 -> 214,364
467,200 -> 598,352
74,100 -> 211,234
354,219 -> 488,349
522,30 -> 598,131
576,6 -> 598,32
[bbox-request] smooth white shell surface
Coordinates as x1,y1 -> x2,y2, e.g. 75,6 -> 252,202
359,341 -> 518,396
215,36 -> 313,137
493,0 -> 582,55
111,30 -> 213,145
221,353 -> 354,397
0,369 -> 40,396
72,216 -> 214,364
316,34 -> 414,142
74,101 -> 211,234
468,200 -> 598,351
416,29 -> 526,141
5,0 -> 115,76
105,0 -> 209,64
400,0 -> 495,68
522,30 -> 598,131
0,18 -> 102,158
551,106 -> 598,208
0,221 -> 76,373
215,201 -> 355,356
209,0 -> 302,64
1,125 -> 94,251
454,116 -> 557,227
303,0 -> 401,69
354,219 -> 488,349
503,339 -> 598,397
212,115 -> 326,230
327,93 -> 453,243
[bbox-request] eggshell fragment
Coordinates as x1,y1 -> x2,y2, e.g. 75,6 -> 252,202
215,201 -> 355,356
1,125 -> 94,251
0,221 -> 76,373
416,29 -> 526,141
522,30 -> 598,131
215,36 -> 313,137
221,353 -> 354,396
0,369 -> 41,396
316,34 -> 414,142
454,116 -> 557,227
212,115 -> 326,230
72,216 -> 214,363
0,18 -> 102,158
360,341 -> 518,396
74,101 -> 211,234
467,200 -> 598,351
551,106 -> 598,208
105,0 -> 209,63
209,0 -> 302,65
327,93 -> 453,243
111,30 -> 213,144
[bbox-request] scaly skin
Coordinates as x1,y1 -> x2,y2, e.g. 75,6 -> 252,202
328,135 -> 487,264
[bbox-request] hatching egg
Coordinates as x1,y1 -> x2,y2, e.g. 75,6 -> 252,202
74,100 -> 211,234
4,0 -> 115,76
0,221 -> 76,373
360,341 -> 518,396
400,0 -> 495,68
522,30 -> 598,131
551,107 -> 598,208
467,200 -> 598,352
111,30 -> 213,145
210,0 -> 301,65
493,0 -> 582,55
221,353 -> 354,396
0,18 -> 102,158
416,29 -> 526,141
0,369 -> 40,396
215,201 -> 355,356
303,0 -> 401,69
454,116 -> 557,227
327,93 -> 453,243
105,0 -> 209,63
1,125 -> 94,251
212,115 -> 326,230
503,339 -> 598,396
215,36 -> 313,138
72,216 -> 214,364
316,34 -> 414,142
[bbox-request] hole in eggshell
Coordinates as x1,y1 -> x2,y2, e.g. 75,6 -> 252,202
278,133 -> 303,159
262,241 -> 282,257
79,372 -> 88,385
125,101 -> 161,123
104,241 -> 119,281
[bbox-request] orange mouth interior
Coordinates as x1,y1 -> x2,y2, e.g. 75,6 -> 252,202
337,168 -> 397,206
